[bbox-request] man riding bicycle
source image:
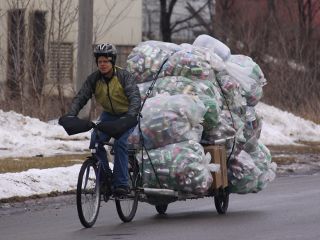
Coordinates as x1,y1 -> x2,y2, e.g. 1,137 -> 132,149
67,43 -> 141,196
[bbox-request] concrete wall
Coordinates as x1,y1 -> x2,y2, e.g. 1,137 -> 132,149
93,0 -> 142,45
0,0 -> 142,99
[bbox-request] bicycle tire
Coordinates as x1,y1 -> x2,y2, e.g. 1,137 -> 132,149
76,158 -> 101,228
115,155 -> 139,222
214,188 -> 229,214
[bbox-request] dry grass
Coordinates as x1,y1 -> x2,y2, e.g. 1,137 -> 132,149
0,190 -> 75,204
268,141 -> 320,166
271,156 -> 298,165
1,142 -> 319,173
0,154 -> 90,173
268,141 -> 320,155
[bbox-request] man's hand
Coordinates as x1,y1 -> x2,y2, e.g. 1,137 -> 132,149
59,115 -> 95,135
97,114 -> 138,139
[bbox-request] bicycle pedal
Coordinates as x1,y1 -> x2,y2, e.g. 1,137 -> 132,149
103,193 -> 111,202
113,193 -> 129,199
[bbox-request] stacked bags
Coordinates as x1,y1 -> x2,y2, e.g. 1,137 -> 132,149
127,35 -> 277,194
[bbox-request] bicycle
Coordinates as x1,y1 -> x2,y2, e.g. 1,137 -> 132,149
59,116 -> 140,228
59,60 -> 230,227
59,114 -> 230,228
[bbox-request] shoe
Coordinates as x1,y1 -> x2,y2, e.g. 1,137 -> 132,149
114,186 -> 130,196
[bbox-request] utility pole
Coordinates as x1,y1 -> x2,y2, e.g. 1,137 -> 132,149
76,0 -> 93,119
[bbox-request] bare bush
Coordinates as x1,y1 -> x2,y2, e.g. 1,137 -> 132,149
214,0 -> 320,123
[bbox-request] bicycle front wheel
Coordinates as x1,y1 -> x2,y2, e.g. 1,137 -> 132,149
76,158 -> 101,228
115,156 -> 139,222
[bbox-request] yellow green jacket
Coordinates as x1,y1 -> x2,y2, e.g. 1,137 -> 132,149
69,67 -> 141,116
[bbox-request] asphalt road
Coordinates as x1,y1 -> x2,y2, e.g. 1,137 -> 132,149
1,174 -> 320,240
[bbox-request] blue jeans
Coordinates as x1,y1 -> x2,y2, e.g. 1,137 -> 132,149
90,112 -> 134,188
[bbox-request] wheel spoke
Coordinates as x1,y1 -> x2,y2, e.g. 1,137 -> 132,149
115,156 -> 139,222
77,159 -> 101,228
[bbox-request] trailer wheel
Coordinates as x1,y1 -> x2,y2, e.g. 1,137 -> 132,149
214,189 -> 229,214
155,204 -> 168,214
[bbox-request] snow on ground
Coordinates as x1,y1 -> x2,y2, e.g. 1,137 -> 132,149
0,109 -> 90,158
1,103 -> 320,200
256,102 -> 320,145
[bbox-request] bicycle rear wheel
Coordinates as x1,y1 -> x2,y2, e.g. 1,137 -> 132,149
115,156 -> 139,222
76,158 -> 101,228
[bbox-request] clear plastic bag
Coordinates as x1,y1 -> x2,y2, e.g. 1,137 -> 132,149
216,71 -> 247,114
228,150 -> 261,194
193,34 -> 231,61
127,39 -> 276,195
201,111 -> 236,144
229,142 -> 277,194
137,140 -> 219,194
151,76 -> 222,130
128,94 -> 206,149
161,48 -> 215,81
224,55 -> 265,106
126,41 -> 181,83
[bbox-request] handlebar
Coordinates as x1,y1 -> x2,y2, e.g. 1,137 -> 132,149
59,114 -> 138,139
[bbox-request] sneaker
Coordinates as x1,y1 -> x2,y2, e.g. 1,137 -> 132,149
114,186 -> 130,196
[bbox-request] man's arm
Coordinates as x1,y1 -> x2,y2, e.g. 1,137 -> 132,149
68,73 -> 97,116
120,69 -> 141,117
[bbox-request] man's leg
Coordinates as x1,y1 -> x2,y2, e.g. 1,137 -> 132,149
89,112 -> 112,177
113,127 -> 134,193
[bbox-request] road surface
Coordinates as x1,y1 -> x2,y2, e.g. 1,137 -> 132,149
0,174 -> 320,240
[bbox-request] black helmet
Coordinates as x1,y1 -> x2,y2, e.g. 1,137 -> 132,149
93,43 -> 117,65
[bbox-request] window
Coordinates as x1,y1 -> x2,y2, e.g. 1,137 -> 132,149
7,8 -> 26,95
29,10 -> 47,94
49,42 -> 73,85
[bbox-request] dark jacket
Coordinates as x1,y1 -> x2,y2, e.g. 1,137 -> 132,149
69,67 -> 141,117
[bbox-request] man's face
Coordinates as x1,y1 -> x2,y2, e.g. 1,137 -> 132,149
97,56 -> 113,75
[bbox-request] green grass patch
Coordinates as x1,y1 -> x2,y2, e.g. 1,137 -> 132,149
0,154 -> 90,173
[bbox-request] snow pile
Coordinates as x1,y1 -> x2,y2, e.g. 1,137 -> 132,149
0,110 -> 90,158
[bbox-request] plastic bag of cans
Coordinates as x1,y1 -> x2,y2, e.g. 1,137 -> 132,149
228,150 -> 261,194
201,110 -> 237,144
224,55 -> 266,106
128,94 -> 206,150
216,71 -> 247,116
137,81 -> 153,101
251,142 -> 277,191
150,76 -> 222,130
152,76 -> 217,99
137,140 -> 220,194
192,34 -> 231,61
126,41 -> 181,83
160,48 -> 216,81
242,107 -> 263,151
127,37 -> 276,194
228,142 -> 276,194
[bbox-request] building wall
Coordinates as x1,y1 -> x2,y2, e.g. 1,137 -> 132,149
93,0 -> 142,45
0,0 -> 142,99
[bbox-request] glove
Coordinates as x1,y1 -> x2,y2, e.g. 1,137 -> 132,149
58,114 -> 74,126
59,115 -> 95,135
97,114 -> 138,139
